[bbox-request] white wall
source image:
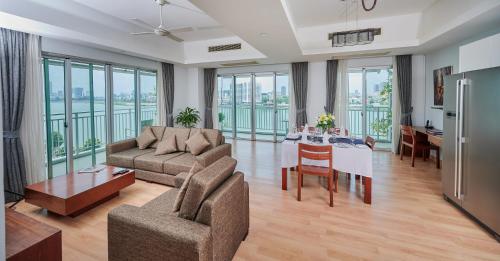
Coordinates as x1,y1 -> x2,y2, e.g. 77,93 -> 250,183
423,27 -> 500,130
42,38 -> 160,70
173,67 -> 205,128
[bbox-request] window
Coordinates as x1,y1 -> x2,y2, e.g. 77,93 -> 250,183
112,67 -> 136,142
139,70 -> 157,128
217,72 -> 290,142
42,57 -> 157,177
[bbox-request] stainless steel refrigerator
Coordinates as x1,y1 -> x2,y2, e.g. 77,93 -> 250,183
443,66 -> 500,241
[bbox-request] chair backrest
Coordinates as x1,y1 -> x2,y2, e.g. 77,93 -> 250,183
400,125 -> 415,144
307,126 -> 316,132
365,136 -> 376,150
298,143 -> 332,167
329,128 -> 349,136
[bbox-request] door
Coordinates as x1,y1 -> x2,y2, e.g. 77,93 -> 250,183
43,59 -> 109,178
112,67 -> 137,141
255,74 -> 275,141
218,73 -> 289,142
43,58 -> 69,178
217,75 -> 234,138
347,68 -> 393,148
234,75 -> 252,139
442,74 -> 462,206
461,67 -> 500,234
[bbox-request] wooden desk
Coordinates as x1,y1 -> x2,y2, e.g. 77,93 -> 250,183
6,208 -> 62,261
413,126 -> 443,168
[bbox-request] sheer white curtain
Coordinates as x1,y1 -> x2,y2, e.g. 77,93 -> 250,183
156,63 -> 166,125
392,56 -> 401,153
334,59 -> 348,129
20,34 -> 45,184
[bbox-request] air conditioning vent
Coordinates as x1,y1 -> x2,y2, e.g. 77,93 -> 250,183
220,61 -> 259,67
208,43 -> 242,52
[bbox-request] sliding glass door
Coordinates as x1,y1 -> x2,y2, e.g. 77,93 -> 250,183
255,74 -> 274,141
217,76 -> 234,137
139,70 -> 157,128
44,58 -> 68,177
112,67 -> 136,142
43,57 -> 157,178
235,75 -> 252,139
217,72 -> 289,142
347,67 -> 393,149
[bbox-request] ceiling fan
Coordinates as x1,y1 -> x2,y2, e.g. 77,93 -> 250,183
130,0 -> 222,42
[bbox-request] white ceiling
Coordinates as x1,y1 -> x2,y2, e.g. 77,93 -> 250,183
2,0 -> 500,65
287,0 -> 438,28
72,0 -> 234,41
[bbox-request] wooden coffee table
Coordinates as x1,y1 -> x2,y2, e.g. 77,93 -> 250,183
25,166 -> 135,217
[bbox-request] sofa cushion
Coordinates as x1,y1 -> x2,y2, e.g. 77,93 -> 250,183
162,127 -> 191,152
178,156 -> 237,220
107,148 -> 154,168
136,127 -> 157,149
173,162 -> 204,212
155,134 -> 177,155
188,129 -> 222,152
141,188 -> 180,217
134,151 -> 184,173
185,132 -> 210,156
163,153 -> 197,175
149,126 -> 166,148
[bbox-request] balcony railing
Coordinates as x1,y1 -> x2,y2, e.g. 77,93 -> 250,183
47,107 -> 157,162
348,105 -> 392,143
218,104 -> 289,136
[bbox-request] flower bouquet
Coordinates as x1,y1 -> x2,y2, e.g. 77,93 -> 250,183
315,113 -> 335,133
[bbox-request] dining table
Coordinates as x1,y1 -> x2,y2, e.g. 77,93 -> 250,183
281,133 -> 373,204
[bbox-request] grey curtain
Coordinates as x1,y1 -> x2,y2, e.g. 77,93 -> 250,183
325,59 -> 338,114
396,55 -> 412,126
162,62 -> 174,127
204,68 -> 216,128
292,62 -> 308,127
1,28 -> 28,203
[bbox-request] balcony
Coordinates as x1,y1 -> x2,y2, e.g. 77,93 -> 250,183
48,107 -> 156,176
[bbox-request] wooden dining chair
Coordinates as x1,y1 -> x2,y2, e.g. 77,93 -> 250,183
297,143 -> 336,207
365,136 -> 376,150
328,128 -> 349,136
400,125 -> 431,167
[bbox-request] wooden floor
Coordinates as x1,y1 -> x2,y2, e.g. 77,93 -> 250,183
13,140 -> 500,260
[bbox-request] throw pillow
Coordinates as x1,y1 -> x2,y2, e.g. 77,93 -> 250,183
136,127 -> 156,149
154,134 -> 177,155
185,132 -> 210,155
172,162 -> 204,212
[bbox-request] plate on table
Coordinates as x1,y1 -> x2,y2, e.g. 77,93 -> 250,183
355,144 -> 370,149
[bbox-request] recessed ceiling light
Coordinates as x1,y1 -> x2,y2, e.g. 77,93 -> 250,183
259,33 -> 268,37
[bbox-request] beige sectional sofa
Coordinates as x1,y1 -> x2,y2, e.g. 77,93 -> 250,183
106,126 -> 231,186
108,156 -> 249,261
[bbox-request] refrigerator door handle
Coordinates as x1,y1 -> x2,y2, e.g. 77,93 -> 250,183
457,79 -> 468,199
454,80 -> 460,198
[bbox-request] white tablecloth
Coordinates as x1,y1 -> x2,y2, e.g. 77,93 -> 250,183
281,139 -> 373,178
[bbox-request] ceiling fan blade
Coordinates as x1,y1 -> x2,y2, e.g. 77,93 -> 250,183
167,2 -> 203,14
130,32 -> 155,35
166,33 -> 184,42
167,27 -> 194,33
195,25 -> 224,31
129,18 -> 157,29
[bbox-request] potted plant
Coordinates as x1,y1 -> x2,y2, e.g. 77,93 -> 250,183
175,107 -> 201,128
315,113 -> 335,133
218,112 -> 225,130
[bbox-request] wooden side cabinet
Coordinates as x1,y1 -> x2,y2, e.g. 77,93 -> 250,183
6,208 -> 62,261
